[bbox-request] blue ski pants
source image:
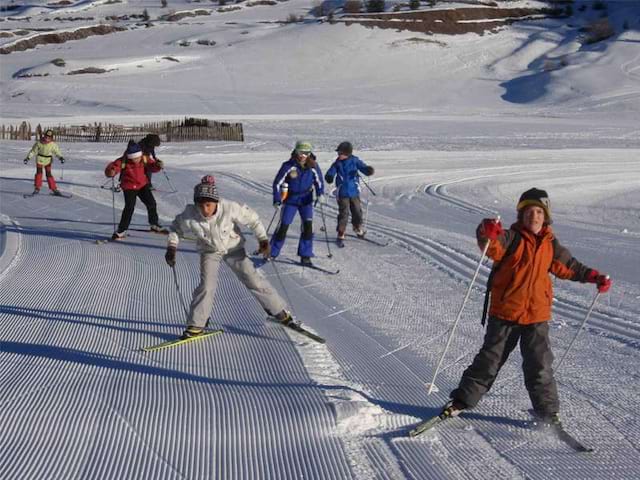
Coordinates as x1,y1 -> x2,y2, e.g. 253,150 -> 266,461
270,202 -> 315,258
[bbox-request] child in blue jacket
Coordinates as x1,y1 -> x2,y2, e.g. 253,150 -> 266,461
324,142 -> 374,241
270,141 -> 324,266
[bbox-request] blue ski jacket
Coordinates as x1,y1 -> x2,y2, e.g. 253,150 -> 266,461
325,155 -> 372,199
273,156 -> 324,206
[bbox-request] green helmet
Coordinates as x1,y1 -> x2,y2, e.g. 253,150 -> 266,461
294,141 -> 313,154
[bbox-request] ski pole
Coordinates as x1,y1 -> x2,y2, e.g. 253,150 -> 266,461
162,168 -> 178,193
426,217 -> 499,395
111,177 -> 117,232
318,199 -> 333,258
363,193 -> 371,232
555,288 -> 604,373
266,205 -> 281,236
270,259 -> 298,321
361,176 -> 377,196
171,265 -> 190,319
61,161 -> 64,181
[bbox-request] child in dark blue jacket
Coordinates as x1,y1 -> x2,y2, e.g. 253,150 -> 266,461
324,142 -> 374,242
270,141 -> 324,265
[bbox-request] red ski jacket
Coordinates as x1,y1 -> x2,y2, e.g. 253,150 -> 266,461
105,154 -> 161,191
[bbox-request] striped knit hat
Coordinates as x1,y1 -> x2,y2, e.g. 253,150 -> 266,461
193,175 -> 219,203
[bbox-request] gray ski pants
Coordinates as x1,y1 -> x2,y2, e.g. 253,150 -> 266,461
336,196 -> 363,233
450,316 -> 559,415
188,248 -> 286,328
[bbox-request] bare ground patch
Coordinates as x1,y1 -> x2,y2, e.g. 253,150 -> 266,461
336,7 -> 562,35
67,67 -> 113,75
160,9 -> 212,22
0,25 -> 125,55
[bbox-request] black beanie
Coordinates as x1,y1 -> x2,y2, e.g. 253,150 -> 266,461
517,188 -> 552,224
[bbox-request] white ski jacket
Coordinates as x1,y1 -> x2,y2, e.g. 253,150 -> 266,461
168,200 -> 267,255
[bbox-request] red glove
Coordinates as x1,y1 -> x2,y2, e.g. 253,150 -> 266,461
586,270 -> 612,293
480,218 -> 503,240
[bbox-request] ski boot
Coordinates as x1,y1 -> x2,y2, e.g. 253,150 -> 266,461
440,399 -> 467,419
111,231 -> 126,241
180,326 -> 204,339
300,256 -> 313,267
354,226 -> 366,239
275,310 -> 294,326
51,190 -> 63,197
532,410 -> 561,426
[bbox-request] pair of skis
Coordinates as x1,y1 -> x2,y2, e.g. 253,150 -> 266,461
95,227 -> 169,244
142,316 -> 325,351
257,257 -> 340,275
336,235 -> 388,248
409,411 -> 593,452
23,190 -> 72,199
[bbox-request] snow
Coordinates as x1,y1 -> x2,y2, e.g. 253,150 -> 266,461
1,1 -> 640,479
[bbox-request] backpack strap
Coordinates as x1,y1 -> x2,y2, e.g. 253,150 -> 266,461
481,230 -> 521,326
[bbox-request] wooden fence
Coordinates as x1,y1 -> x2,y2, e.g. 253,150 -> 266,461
0,118 -> 244,143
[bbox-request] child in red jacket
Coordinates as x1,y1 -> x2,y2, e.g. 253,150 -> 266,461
105,143 -> 164,240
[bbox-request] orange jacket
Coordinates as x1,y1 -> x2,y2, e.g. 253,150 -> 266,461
479,222 -> 592,325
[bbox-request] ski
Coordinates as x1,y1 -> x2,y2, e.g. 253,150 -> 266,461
268,316 -> 325,343
141,329 -> 224,352
23,193 -> 38,198
550,424 -> 593,452
347,234 -> 389,247
409,413 -> 450,437
51,191 -> 72,198
528,410 -> 593,452
95,235 -> 126,245
284,321 -> 326,343
299,262 -> 340,275
264,258 -> 340,275
130,227 -> 170,235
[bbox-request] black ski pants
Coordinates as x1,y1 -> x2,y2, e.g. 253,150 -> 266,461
336,196 -> 363,234
450,316 -> 559,416
117,185 -> 159,233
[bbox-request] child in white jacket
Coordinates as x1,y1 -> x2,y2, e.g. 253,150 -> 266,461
165,176 -> 292,338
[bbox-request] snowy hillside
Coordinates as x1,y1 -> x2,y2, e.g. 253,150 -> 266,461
2,0 -> 640,479
1,0 -> 640,117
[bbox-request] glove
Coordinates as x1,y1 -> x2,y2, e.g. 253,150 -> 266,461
23,158 -> 29,164
155,160 -> 163,169
59,157 -> 65,164
105,168 -> 116,178
586,270 -> 612,293
364,166 -> 375,176
165,246 -> 177,266
324,173 -> 334,184
479,218 -> 503,240
314,194 -> 324,206
273,201 -> 281,208
258,239 -> 271,258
